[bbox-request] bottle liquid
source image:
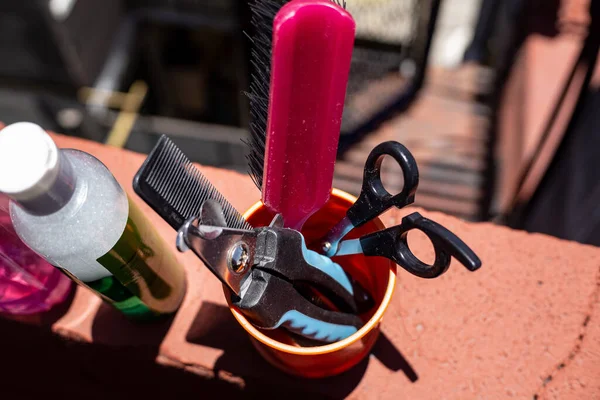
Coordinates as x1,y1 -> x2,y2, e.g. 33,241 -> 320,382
0,122 -> 187,320
0,194 -> 73,315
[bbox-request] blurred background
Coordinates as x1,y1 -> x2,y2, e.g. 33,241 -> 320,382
0,0 -> 598,244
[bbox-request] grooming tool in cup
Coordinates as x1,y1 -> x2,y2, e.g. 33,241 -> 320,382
247,0 -> 355,230
177,201 -> 363,343
320,141 -> 482,278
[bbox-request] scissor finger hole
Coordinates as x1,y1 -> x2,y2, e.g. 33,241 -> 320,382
406,230 -> 435,266
378,155 -> 406,197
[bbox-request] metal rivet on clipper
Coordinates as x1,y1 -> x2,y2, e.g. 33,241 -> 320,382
229,242 -> 250,274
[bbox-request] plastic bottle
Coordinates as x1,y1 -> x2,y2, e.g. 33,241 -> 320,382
0,122 -> 187,320
0,194 -> 72,315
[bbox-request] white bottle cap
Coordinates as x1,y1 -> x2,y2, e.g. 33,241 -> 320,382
0,122 -> 60,201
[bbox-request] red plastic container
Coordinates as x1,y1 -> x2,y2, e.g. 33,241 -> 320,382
226,189 -> 397,378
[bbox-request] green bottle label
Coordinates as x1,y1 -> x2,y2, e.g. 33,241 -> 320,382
58,198 -> 186,320
59,270 -> 157,320
52,200 -> 188,322
98,197 -> 186,317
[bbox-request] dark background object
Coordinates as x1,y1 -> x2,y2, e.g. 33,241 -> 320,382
517,86 -> 600,245
508,0 -> 600,245
0,0 -> 122,90
0,0 -> 440,169
487,0 -> 600,246
0,0 -> 252,168
338,0 -> 442,154
0,0 -> 122,142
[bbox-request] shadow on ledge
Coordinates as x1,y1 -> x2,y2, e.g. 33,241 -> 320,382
91,301 -> 175,347
185,301 -> 418,398
0,297 -> 417,399
0,312 -> 249,400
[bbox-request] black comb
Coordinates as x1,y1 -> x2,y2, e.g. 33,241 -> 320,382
133,135 -> 252,231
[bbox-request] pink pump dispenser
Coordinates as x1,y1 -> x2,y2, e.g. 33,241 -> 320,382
262,0 -> 355,230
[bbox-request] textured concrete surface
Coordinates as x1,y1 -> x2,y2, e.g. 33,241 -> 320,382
2,134 -> 599,399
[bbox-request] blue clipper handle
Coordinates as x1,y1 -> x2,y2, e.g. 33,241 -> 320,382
257,227 -> 376,314
275,310 -> 359,343
300,237 -> 376,314
232,268 -> 362,343
300,237 -> 354,295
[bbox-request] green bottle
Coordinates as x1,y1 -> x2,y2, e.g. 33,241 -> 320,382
0,122 -> 187,320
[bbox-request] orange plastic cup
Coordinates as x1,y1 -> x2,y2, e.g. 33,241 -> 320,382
224,188 -> 397,378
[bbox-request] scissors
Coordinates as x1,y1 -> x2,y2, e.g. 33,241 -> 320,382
176,200 -> 365,343
319,141 -> 482,278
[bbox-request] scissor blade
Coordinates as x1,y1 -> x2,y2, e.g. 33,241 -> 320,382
334,238 -> 364,257
178,217 -> 257,295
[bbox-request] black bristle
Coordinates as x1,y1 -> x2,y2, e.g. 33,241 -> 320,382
133,135 -> 252,231
243,0 -> 288,190
243,0 -> 347,189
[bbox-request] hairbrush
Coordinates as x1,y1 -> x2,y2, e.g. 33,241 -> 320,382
244,0 -> 354,230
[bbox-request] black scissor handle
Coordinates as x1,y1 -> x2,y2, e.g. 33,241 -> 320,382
359,212 -> 482,279
347,141 -> 420,228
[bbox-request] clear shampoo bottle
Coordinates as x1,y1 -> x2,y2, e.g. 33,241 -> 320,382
0,122 -> 186,320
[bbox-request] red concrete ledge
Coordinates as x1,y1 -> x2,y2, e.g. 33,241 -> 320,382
1,133 -> 599,399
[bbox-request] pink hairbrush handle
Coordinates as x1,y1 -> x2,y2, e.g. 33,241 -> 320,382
262,0 -> 355,230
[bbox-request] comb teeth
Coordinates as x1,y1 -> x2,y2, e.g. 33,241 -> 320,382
134,135 -> 252,231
